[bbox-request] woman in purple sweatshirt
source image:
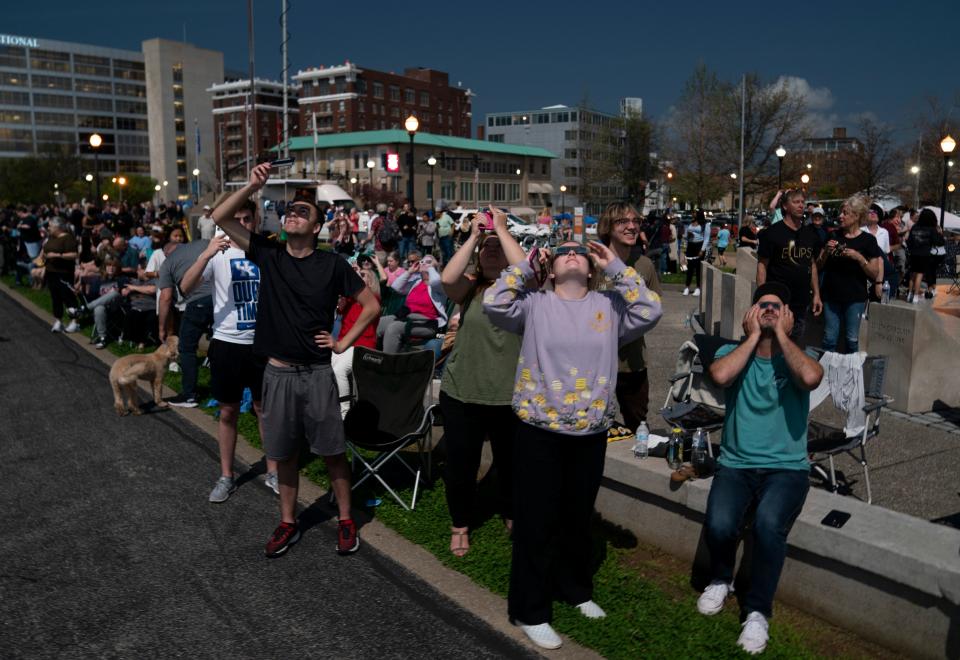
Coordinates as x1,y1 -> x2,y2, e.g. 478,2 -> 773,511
482,210 -> 662,649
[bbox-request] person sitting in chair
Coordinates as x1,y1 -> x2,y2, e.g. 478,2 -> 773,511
698,282 -> 823,655
378,254 -> 448,353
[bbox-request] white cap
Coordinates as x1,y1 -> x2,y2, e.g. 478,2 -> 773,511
203,204 -> 212,211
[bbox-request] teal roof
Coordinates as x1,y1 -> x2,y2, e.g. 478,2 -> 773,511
274,130 -> 555,159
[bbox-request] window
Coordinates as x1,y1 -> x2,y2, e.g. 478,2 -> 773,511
119,159 -> 150,173
336,79 -> 345,93
493,183 -> 506,201
78,115 -> 114,129
478,182 -> 490,200
338,115 -> 345,127
509,183 -> 521,202
480,161 -> 491,173
31,75 -> 71,91
488,134 -> 504,143
115,100 -> 146,115
542,161 -> 548,175
441,181 -> 456,199
357,79 -> 367,95
0,127 -> 33,151
0,90 -> 29,106
34,111 -> 71,126
30,49 -> 70,72
564,130 -> 577,140
570,111 -> 577,121
0,110 -> 29,123
373,82 -> 383,98
419,91 -> 429,107
77,96 -> 113,112
459,181 -> 473,201
493,162 -> 507,174
116,117 -> 148,131
536,113 -> 550,124
564,149 -> 577,159
35,130 -> 74,143
114,83 -> 146,98
390,107 -> 400,118
404,88 -> 415,104
0,72 -> 26,86
172,64 -> 183,84
118,133 -> 149,156
34,93 -> 74,109
564,166 -> 578,177
74,54 -> 110,76
0,46 -> 26,69
75,78 -> 112,94
389,85 -> 400,101
487,117 -> 494,127
114,59 -> 146,81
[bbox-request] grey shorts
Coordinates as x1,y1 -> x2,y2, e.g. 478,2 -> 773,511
261,362 -> 346,461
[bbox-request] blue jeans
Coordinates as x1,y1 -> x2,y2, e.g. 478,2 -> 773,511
658,248 -> 669,274
178,297 -> 213,399
704,466 -> 809,618
822,300 -> 866,353
439,236 -> 454,264
398,236 -> 417,260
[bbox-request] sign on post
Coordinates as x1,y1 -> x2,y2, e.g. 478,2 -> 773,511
573,206 -> 584,242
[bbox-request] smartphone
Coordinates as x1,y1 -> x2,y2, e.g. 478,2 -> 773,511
270,157 -> 295,169
477,210 -> 492,231
820,510 -> 851,529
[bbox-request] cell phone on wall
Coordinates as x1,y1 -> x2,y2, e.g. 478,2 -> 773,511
820,510 -> 851,529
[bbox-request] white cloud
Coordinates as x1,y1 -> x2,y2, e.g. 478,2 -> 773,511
772,75 -> 835,111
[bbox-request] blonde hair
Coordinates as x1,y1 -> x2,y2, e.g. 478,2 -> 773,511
360,268 -> 380,298
843,193 -> 871,226
597,201 -> 641,245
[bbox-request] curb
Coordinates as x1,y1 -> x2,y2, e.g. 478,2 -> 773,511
0,280 -> 602,660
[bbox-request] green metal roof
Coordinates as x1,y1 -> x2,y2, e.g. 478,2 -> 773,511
273,130 -> 555,159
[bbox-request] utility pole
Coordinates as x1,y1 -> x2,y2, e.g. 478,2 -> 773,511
246,0 -> 256,178
280,0 -> 290,159
738,74 -> 745,226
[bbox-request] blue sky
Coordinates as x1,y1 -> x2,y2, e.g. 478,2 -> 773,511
7,0 -> 958,143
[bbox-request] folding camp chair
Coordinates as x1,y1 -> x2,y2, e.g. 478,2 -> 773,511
343,347 -> 437,510
806,350 -> 891,504
659,334 -> 737,455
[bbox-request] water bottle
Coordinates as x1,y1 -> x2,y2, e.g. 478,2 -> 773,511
633,421 -> 649,459
667,427 -> 683,470
881,281 -> 890,303
692,427 -> 707,474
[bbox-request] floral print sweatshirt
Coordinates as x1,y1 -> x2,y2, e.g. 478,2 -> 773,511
483,258 -> 662,436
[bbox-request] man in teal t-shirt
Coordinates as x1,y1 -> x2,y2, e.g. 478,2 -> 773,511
694,281 -> 823,656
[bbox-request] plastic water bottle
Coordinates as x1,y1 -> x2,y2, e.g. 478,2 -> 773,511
633,422 -> 649,459
692,427 -> 708,474
667,427 -> 683,469
881,281 -> 890,303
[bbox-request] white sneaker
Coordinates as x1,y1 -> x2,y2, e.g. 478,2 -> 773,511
697,581 -> 733,615
64,320 -> 79,333
516,622 -> 562,650
575,600 -> 606,619
264,471 -> 279,495
682,287 -> 690,296
737,611 -> 769,655
51,320 -> 63,333
168,362 -> 180,373
693,288 -> 701,296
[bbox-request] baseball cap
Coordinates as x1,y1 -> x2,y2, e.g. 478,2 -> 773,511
752,281 -> 792,306
812,207 -> 825,217
202,204 -> 212,211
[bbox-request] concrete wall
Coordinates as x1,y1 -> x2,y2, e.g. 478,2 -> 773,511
597,441 -> 960,659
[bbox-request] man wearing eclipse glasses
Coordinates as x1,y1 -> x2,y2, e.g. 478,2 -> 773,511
696,281 -> 823,655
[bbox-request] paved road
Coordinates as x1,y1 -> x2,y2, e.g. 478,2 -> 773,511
0,289 -> 537,659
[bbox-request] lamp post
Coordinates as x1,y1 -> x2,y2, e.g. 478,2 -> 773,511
192,168 -> 200,203
800,172 -> 810,192
85,173 -> 94,200
404,114 -> 419,208
53,182 -> 59,206
366,158 -> 376,194
775,145 -> 786,189
939,135 -> 956,229
910,165 -> 920,209
89,133 -> 102,202
729,172 -> 737,211
559,184 -> 567,215
427,155 -> 437,212
948,183 -> 956,212
666,171 -> 673,209
154,183 -> 161,206
117,176 -> 126,205
162,180 -> 169,203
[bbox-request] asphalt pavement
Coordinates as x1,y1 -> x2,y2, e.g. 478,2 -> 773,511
0,288 -> 538,659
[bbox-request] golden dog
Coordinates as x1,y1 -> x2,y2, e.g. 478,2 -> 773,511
109,336 -> 179,416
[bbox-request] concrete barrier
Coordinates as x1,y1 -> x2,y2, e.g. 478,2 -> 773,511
596,440 -> 960,659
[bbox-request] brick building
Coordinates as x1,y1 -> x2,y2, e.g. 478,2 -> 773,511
792,127 -> 864,198
207,78 -> 300,187
292,62 -> 471,138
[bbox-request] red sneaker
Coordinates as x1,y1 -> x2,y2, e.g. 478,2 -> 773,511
264,521 -> 300,558
337,518 -> 360,555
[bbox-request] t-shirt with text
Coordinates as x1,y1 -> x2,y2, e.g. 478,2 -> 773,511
202,246 -> 261,344
757,221 -> 822,310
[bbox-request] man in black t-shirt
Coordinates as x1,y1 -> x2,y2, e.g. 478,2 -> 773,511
757,190 -> 822,343
396,203 -> 418,260
214,163 -> 381,558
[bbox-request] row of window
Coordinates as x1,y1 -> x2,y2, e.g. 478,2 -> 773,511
0,110 -> 146,131
488,111 -> 581,127
0,48 -> 144,79
308,76 -> 454,111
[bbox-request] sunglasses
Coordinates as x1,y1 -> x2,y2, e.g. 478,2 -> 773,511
758,301 -> 782,311
286,204 -> 313,219
553,245 -> 590,258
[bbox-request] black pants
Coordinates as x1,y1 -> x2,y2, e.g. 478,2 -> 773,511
615,369 -> 649,430
508,423 -> 607,625
124,308 -> 158,346
46,271 -> 76,320
440,391 -> 516,528
178,297 -> 213,399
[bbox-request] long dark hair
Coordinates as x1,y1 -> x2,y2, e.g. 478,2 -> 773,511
914,208 -> 937,229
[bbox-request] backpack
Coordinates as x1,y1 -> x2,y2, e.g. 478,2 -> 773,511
378,216 -> 400,245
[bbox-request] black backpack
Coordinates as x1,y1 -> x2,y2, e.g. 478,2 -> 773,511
379,216 -> 400,245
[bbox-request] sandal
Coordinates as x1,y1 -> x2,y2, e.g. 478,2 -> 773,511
450,527 -> 469,557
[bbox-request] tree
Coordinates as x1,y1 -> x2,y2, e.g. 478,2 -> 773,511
621,111 -> 655,202
910,95 -> 960,206
852,116 -> 899,195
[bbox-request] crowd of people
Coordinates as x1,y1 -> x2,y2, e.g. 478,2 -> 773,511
2,170 -> 955,655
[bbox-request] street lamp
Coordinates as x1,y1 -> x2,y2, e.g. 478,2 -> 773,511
366,158 -> 376,192
949,182 -> 956,211
559,184 -> 567,215
729,172 -> 737,211
154,183 -> 161,205
192,168 -> 200,203
53,182 -> 59,205
404,114 -> 420,208
775,145 -> 786,189
102,194 -> 109,202
85,173 -> 94,200
427,155 -> 437,212
89,133 -> 103,202
117,175 -> 126,204
806,163 -> 813,170
800,172 -> 810,191
910,165 -> 920,209
938,135 -> 956,229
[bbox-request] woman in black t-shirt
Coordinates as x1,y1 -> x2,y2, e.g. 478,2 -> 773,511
817,195 -> 883,353
738,215 -> 758,249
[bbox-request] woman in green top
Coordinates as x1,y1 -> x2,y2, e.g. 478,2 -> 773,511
440,214 -> 526,557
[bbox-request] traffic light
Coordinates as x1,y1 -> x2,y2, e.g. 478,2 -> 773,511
386,153 -> 400,172
472,155 -> 480,170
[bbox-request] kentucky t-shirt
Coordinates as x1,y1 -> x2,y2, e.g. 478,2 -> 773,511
821,232 -> 882,304
202,246 -> 260,345
714,343 -> 810,471
757,221 -> 822,310
246,232 -> 363,364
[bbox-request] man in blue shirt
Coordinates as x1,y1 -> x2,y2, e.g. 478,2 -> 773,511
696,282 -> 823,655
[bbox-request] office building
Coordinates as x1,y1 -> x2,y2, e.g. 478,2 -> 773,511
620,97 -> 643,117
293,63 -> 472,138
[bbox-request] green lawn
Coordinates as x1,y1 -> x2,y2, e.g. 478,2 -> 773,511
3,274 -> 877,659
